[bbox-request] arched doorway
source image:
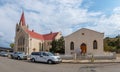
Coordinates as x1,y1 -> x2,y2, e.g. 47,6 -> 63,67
80,43 -> 87,55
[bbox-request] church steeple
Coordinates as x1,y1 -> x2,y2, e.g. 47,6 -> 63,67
19,12 -> 26,26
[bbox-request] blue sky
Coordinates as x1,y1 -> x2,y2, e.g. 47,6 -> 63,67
0,0 -> 120,47
88,0 -> 120,10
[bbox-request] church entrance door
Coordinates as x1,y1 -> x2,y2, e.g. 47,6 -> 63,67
80,43 -> 87,55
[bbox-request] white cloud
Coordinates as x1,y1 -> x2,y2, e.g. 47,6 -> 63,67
87,7 -> 120,37
0,0 -> 120,47
113,7 -> 120,14
0,32 -> 4,37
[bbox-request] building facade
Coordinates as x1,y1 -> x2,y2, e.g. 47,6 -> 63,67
14,12 -> 62,55
65,28 -> 104,56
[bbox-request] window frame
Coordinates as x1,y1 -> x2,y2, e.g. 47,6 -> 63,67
93,40 -> 97,49
70,41 -> 74,50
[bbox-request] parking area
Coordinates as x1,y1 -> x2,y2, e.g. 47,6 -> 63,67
1,56 -> 120,72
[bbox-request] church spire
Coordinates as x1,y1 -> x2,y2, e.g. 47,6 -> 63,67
19,11 -> 26,26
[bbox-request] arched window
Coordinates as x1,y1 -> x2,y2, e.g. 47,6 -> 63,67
17,36 -> 25,52
93,40 -> 97,49
22,37 -> 25,46
70,42 -> 74,50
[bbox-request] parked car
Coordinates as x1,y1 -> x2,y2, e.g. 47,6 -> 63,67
0,51 -> 8,57
10,52 -> 27,60
30,52 -> 62,64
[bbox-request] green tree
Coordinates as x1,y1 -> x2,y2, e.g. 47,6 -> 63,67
50,37 -> 65,54
116,35 -> 120,38
10,43 -> 14,48
104,36 -> 120,53
108,41 -> 115,46
57,37 -> 65,53
116,39 -> 120,49
50,39 -> 58,53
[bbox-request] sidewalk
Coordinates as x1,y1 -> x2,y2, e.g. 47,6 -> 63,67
62,57 -> 120,64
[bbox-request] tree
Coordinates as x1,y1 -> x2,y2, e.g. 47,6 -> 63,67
10,43 -> 14,48
57,37 -> 65,53
108,41 -> 115,46
104,36 -> 120,53
50,39 -> 58,53
116,35 -> 120,38
50,37 -> 65,54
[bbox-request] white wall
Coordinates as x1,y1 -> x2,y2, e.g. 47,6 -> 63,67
29,37 -> 43,54
65,28 -> 104,55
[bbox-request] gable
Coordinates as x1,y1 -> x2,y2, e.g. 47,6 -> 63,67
16,25 -> 28,38
65,28 -> 104,39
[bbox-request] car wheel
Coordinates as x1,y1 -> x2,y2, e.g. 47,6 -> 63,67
47,60 -> 53,64
17,56 -> 21,60
31,58 -> 35,62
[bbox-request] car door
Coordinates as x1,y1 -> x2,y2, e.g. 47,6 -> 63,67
34,52 -> 44,62
39,52 -> 48,62
14,52 -> 18,58
35,52 -> 40,61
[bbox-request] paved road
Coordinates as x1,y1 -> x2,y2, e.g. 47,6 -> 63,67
0,57 -> 120,72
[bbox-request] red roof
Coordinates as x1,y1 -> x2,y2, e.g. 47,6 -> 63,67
43,32 -> 58,40
19,12 -> 59,40
26,30 -> 58,40
26,30 -> 44,40
19,12 -> 26,26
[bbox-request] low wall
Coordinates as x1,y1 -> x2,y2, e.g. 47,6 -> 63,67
60,52 -> 116,60
60,55 -> 73,60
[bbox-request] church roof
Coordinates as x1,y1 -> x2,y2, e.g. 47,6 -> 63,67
19,12 -> 59,41
19,12 -> 26,26
26,30 -> 58,40
26,30 -> 44,40
43,32 -> 58,40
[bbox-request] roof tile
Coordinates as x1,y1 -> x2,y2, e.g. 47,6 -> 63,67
26,30 -> 58,40
26,30 -> 44,40
43,32 -> 58,40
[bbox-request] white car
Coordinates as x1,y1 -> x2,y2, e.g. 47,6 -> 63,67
0,51 -> 8,57
10,52 -> 27,60
30,52 -> 62,64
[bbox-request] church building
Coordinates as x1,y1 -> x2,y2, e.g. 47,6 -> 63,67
14,12 -> 62,55
65,28 -> 105,56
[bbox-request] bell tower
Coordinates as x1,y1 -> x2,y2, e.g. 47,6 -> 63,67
14,11 -> 28,53
15,11 -> 28,35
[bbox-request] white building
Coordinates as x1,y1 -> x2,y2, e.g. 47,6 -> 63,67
65,28 -> 104,56
14,12 -> 62,55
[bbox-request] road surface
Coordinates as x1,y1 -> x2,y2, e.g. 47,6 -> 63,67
0,56 -> 120,72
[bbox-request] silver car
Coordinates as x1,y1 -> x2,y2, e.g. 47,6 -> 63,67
10,52 -> 27,60
30,52 -> 62,64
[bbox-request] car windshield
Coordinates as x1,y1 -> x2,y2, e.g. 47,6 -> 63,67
18,52 -> 22,54
17,52 -> 24,54
44,52 -> 54,56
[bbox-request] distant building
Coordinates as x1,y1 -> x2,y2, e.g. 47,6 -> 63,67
65,28 -> 104,56
14,12 -> 62,55
0,47 -> 13,52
